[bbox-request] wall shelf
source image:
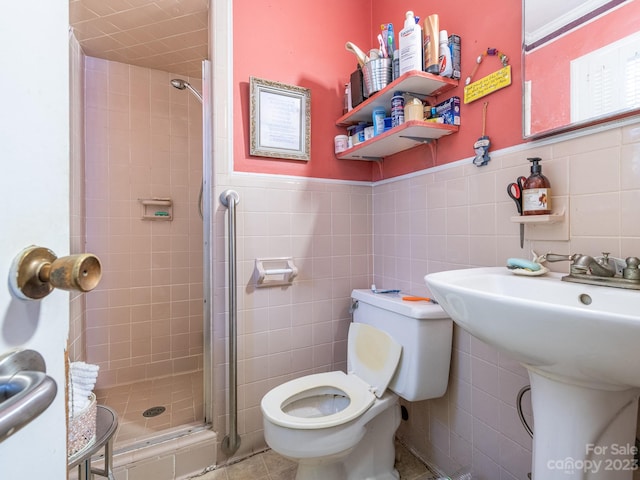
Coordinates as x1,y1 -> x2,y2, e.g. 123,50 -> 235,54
336,70 -> 458,127
510,209 -> 565,224
336,70 -> 458,161
336,121 -> 457,161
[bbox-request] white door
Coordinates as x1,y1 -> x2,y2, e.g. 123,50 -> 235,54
0,2 -> 70,478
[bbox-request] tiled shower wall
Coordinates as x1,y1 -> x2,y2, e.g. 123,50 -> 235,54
84,57 -> 204,388
375,121 -> 640,479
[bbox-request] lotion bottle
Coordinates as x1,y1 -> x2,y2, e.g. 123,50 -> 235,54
399,11 -> 423,76
522,157 -> 552,215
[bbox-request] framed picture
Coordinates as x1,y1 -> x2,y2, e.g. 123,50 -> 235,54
249,77 -> 311,161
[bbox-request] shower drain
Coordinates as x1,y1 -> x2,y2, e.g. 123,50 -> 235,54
142,406 -> 166,418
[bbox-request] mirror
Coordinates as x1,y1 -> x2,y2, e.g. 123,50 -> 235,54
523,0 -> 640,138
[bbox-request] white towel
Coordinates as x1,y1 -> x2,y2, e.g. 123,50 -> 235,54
72,398 -> 90,412
69,361 -> 100,417
71,384 -> 92,398
71,362 -> 99,377
72,378 -> 96,389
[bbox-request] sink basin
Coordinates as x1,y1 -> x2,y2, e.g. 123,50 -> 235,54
425,267 -> 640,480
426,267 -> 640,389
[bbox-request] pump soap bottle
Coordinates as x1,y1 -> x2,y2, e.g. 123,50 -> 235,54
522,157 -> 551,215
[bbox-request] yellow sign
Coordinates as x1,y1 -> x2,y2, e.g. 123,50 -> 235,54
464,65 -> 512,104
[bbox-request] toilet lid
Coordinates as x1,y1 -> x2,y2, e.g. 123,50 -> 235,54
347,323 -> 402,398
261,370 -> 376,429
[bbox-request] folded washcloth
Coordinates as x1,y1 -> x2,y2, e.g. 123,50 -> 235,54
71,384 -> 92,397
68,361 -> 100,417
71,361 -> 99,376
72,377 -> 96,388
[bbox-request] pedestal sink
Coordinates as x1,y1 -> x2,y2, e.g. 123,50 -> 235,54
425,267 -> 640,480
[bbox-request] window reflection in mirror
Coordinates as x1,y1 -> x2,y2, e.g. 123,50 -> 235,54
523,0 -> 640,138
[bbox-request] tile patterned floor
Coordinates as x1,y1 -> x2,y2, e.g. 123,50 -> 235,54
95,374 -> 439,479
94,371 -> 204,448
193,442 -> 438,480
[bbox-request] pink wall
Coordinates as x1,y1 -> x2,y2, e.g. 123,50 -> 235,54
370,1 -> 523,179
526,1 -> 640,135
234,0 -> 523,181
233,0 -> 374,181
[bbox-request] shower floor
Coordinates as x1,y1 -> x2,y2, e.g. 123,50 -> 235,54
94,370 -> 204,449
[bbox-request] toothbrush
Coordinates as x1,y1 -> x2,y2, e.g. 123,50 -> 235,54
377,34 -> 387,58
370,284 -> 400,294
386,23 -> 395,58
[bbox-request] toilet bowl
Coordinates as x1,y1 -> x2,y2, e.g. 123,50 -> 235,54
261,289 -> 453,480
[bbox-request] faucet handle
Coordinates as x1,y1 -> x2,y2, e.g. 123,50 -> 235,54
623,257 -> 640,281
545,253 -> 581,263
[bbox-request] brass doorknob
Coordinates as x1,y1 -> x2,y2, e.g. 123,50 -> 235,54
9,246 -> 102,300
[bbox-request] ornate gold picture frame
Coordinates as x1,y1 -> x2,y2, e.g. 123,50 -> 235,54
249,77 -> 311,161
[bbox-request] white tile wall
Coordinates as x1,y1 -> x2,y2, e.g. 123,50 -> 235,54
378,119 -> 640,478
211,175 -> 373,459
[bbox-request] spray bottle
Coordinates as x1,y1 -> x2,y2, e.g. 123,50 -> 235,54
423,14 -> 440,74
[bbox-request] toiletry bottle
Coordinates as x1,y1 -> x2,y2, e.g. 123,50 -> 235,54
448,33 -> 461,80
391,92 -> 405,127
343,83 -> 351,115
399,11 -> 423,76
522,157 -> 551,215
372,106 -> 386,136
438,30 -> 453,77
393,49 -> 400,80
423,14 -> 440,74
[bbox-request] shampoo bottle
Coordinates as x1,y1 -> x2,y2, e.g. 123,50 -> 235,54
438,30 -> 453,77
399,11 -> 423,76
522,157 -> 551,215
423,14 -> 440,74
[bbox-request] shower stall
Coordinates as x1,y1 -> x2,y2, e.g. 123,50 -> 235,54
79,57 -> 213,456
68,1 -> 238,474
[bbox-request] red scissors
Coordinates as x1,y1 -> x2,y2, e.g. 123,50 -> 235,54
507,176 -> 526,247
507,182 -> 522,214
507,176 -> 526,214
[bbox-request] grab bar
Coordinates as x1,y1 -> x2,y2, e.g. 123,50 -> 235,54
219,189 -> 241,456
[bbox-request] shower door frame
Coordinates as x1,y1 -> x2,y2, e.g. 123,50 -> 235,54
205,0 -> 235,450
202,57 -> 214,426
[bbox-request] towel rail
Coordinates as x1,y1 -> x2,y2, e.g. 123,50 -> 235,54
220,189 -> 241,456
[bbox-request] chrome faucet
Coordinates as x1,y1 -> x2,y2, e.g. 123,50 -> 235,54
543,252 -> 640,290
545,253 -> 617,276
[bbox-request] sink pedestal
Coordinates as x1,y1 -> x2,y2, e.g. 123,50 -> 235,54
424,267 -> 640,479
529,370 -> 640,480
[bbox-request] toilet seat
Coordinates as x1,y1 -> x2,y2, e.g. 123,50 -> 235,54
261,323 -> 402,430
261,371 -> 375,429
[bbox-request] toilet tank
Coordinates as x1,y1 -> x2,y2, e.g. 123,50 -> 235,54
351,289 -> 453,402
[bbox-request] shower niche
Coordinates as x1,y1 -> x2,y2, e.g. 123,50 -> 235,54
139,197 -> 173,221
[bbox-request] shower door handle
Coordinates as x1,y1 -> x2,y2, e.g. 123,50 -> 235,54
0,349 -> 57,442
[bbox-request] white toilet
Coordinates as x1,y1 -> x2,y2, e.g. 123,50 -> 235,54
261,289 -> 453,480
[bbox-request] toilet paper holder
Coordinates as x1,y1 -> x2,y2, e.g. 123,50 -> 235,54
9,246 -> 102,300
255,257 -> 298,288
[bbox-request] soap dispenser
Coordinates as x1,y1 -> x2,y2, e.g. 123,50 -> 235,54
522,157 -> 551,215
